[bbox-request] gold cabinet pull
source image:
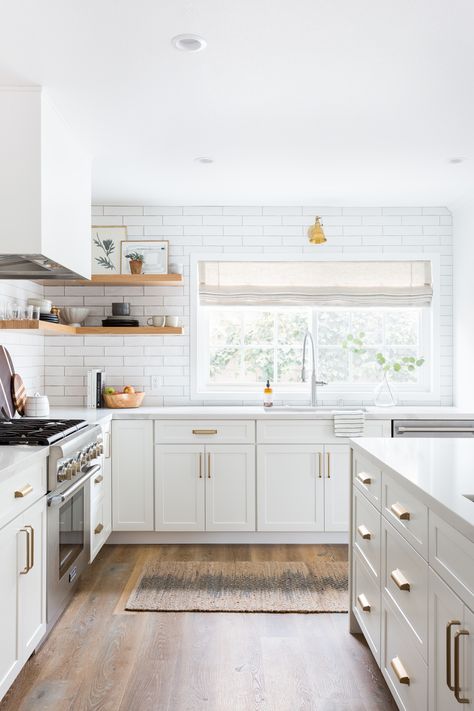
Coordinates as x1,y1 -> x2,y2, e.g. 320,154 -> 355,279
19,528 -> 31,574
192,429 -> 217,435
94,475 -> 104,484
326,451 -> 331,479
198,452 -> 203,479
390,502 -> 410,521
454,629 -> 470,704
390,656 -> 410,686
318,451 -> 322,478
446,620 -> 461,690
357,593 -> 371,612
208,452 -> 211,478
357,524 -> 372,540
14,484 -> 33,498
25,525 -> 34,570
357,472 -> 372,485
391,568 -> 410,592
94,523 -> 104,535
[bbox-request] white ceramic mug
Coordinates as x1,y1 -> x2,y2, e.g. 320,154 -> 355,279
147,315 -> 166,327
169,262 -> 184,275
165,315 -> 180,327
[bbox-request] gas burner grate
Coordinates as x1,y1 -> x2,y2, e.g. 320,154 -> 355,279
0,419 -> 88,445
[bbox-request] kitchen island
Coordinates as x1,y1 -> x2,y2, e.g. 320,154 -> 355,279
350,437 -> 474,710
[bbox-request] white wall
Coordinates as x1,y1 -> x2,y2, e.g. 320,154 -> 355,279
453,202 -> 474,408
0,280 -> 44,394
43,205 -> 453,407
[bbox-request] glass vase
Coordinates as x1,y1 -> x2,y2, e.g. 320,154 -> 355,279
373,371 -> 397,407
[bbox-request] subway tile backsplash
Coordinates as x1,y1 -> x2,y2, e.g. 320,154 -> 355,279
40,205 -> 453,407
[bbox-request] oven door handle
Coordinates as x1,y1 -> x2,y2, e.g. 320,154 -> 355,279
47,464 -> 101,507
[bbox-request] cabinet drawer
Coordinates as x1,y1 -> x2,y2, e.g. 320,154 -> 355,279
257,419 -> 336,444
429,512 -> 474,611
352,549 -> 381,664
0,459 -> 47,530
382,518 -> 428,660
353,450 -> 382,510
155,420 -> 255,444
381,595 -> 428,711
382,471 -> 428,559
353,487 -> 381,579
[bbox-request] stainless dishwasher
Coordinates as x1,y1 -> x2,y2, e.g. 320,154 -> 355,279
393,420 -> 474,437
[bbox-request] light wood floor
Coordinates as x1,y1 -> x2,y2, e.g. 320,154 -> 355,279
1,544 -> 397,711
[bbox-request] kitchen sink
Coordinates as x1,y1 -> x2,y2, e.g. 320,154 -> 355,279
264,405 -> 367,413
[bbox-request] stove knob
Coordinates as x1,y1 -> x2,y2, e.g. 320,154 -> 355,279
98,443 -> 103,456
57,466 -> 67,482
72,460 -> 81,474
64,463 -> 74,480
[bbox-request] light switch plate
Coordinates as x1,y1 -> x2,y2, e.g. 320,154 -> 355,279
151,376 -> 160,391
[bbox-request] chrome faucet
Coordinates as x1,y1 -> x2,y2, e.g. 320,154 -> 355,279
301,330 -> 327,407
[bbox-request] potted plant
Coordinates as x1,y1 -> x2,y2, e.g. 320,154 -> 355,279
342,332 -> 425,407
125,251 -> 144,275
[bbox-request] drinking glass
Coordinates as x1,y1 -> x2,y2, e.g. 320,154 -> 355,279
32,305 -> 40,320
26,304 -> 34,320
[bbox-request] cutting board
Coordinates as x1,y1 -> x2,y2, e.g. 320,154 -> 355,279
0,346 -> 15,418
11,373 -> 27,416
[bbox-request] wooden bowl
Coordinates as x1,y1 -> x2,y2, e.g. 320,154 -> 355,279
102,391 -> 145,409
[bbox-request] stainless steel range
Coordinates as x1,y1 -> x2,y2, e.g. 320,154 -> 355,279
46,422 -> 103,630
0,417 -> 104,631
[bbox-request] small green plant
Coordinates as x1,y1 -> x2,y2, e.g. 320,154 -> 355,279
125,252 -> 144,262
342,332 -> 425,374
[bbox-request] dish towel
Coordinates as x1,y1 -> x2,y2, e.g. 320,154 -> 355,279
333,410 -> 365,437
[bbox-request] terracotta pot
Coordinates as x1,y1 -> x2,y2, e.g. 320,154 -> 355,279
129,259 -> 143,274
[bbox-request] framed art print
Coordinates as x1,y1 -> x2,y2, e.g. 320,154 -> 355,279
120,240 -> 169,275
91,226 -> 126,274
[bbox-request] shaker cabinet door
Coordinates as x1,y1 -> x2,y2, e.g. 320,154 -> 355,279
155,445 -> 205,531
205,445 -> 255,531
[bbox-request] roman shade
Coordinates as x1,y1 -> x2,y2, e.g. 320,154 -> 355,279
198,260 -> 433,307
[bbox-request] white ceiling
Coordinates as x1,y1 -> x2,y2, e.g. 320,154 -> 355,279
0,0 -> 473,205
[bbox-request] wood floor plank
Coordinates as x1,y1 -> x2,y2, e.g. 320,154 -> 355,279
0,544 -> 396,711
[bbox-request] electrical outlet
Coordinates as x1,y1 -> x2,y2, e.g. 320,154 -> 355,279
151,376 -> 160,391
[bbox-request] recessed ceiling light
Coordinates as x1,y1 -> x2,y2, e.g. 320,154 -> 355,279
172,34 -> 207,53
449,157 -> 465,164
194,157 -> 214,164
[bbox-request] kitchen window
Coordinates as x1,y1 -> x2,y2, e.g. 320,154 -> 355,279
192,256 -> 436,401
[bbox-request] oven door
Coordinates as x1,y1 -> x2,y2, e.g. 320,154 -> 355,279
47,464 -> 100,628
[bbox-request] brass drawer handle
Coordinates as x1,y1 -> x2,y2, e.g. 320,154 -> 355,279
318,452 -> 322,478
198,452 -> 203,479
15,484 -> 33,498
357,472 -> 372,485
94,523 -> 104,535
357,593 -> 371,612
357,524 -> 372,540
326,451 -> 331,479
390,656 -> 410,685
94,475 -> 104,484
390,502 -> 410,520
208,452 -> 211,479
447,620 -> 461,690
192,429 -> 217,435
391,568 -> 410,591
454,629 -> 470,704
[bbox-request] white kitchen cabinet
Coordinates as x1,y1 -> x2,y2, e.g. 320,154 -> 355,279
112,420 -> 154,531
257,445 -> 324,531
205,445 -> 255,531
324,444 -> 350,531
429,568 -> 473,709
90,421 -> 112,561
155,445 -> 205,531
155,444 -> 255,532
0,496 -> 47,702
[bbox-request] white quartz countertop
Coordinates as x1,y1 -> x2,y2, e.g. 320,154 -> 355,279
351,437 -> 474,541
47,405 -> 474,422
0,445 -> 48,477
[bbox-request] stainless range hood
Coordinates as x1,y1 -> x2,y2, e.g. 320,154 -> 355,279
0,255 -> 83,280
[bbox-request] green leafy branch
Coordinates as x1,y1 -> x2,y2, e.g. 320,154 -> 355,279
342,332 -> 425,373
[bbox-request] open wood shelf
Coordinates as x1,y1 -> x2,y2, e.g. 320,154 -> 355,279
0,320 -> 76,334
0,320 -> 183,336
53,274 -> 184,287
77,326 -> 183,335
